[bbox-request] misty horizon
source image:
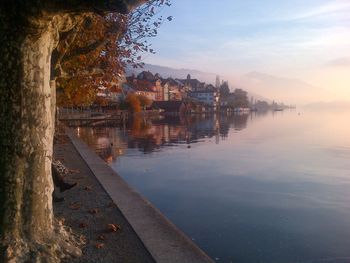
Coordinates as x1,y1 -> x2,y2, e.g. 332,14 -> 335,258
128,63 -> 350,105
142,0 -> 350,104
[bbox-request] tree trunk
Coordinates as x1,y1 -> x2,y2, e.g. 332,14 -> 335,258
0,14 -> 82,263
0,1 -> 144,262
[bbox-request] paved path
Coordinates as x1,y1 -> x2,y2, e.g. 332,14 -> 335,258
54,134 -> 155,263
67,129 -> 214,263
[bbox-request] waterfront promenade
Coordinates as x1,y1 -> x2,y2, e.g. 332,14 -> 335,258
53,130 -> 213,263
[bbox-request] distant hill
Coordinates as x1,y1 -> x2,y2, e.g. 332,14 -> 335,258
126,64 -> 271,102
303,101 -> 350,110
235,71 -> 325,104
126,63 -> 217,84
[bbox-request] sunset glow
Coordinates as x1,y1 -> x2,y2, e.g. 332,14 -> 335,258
145,0 -> 350,103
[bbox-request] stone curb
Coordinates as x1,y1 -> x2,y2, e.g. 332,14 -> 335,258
67,129 -> 214,263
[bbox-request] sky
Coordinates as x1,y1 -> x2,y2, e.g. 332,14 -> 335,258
143,0 -> 350,103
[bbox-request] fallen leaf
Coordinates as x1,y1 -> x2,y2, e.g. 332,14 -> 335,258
107,224 -> 120,232
57,218 -> 65,226
89,208 -> 99,214
84,186 -> 93,191
69,202 -> 81,210
108,201 -> 116,207
97,235 -> 106,240
80,235 -> 87,244
79,222 -> 88,228
95,243 -> 104,249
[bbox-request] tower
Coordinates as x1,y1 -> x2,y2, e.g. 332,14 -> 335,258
215,75 -> 220,89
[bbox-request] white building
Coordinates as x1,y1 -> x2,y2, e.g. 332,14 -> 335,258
189,85 -> 220,109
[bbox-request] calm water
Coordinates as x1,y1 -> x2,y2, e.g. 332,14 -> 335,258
77,110 -> 350,263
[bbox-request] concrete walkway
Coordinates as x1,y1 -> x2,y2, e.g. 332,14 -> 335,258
54,134 -> 154,263
67,130 -> 214,263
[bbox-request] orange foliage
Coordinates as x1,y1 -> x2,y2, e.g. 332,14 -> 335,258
138,95 -> 152,108
94,96 -> 109,107
54,1 -> 172,107
125,93 -> 141,113
56,77 -> 97,107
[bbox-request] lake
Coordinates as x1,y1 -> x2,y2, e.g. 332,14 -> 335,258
76,109 -> 350,263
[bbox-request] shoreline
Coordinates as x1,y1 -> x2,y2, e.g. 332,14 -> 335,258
54,129 -> 213,262
53,133 -> 155,263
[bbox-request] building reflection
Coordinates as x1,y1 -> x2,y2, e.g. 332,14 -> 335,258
77,112 -> 254,162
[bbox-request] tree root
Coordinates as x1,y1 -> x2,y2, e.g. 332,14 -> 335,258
2,219 -> 83,263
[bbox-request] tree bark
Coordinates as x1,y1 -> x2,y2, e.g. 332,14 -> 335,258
0,14 -> 73,262
0,1 -> 145,262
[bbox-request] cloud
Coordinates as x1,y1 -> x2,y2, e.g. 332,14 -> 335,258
220,0 -> 350,26
146,0 -> 350,89
285,1 -> 350,21
148,24 -> 350,77
326,57 -> 350,67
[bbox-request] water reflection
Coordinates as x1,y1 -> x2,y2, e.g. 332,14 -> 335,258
76,110 -> 350,263
77,112 -> 251,161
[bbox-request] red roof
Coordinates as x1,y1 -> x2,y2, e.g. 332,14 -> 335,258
127,78 -> 156,93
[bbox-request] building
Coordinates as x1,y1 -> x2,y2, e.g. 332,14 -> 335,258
155,79 -> 168,101
133,80 -> 157,101
152,101 -> 188,114
178,74 -> 206,92
135,71 -> 169,101
162,78 -> 184,101
122,81 -> 136,95
188,84 -> 220,110
124,77 -> 157,101
106,85 -> 123,101
137,71 -> 157,82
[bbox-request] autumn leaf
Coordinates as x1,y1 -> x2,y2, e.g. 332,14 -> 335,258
80,235 -> 88,244
84,186 -> 93,191
107,223 -> 120,232
55,1 -> 172,107
79,222 -> 88,228
97,235 -> 106,240
88,208 -> 99,214
95,243 -> 105,249
57,218 -> 65,226
108,201 -> 116,208
69,202 -> 81,210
